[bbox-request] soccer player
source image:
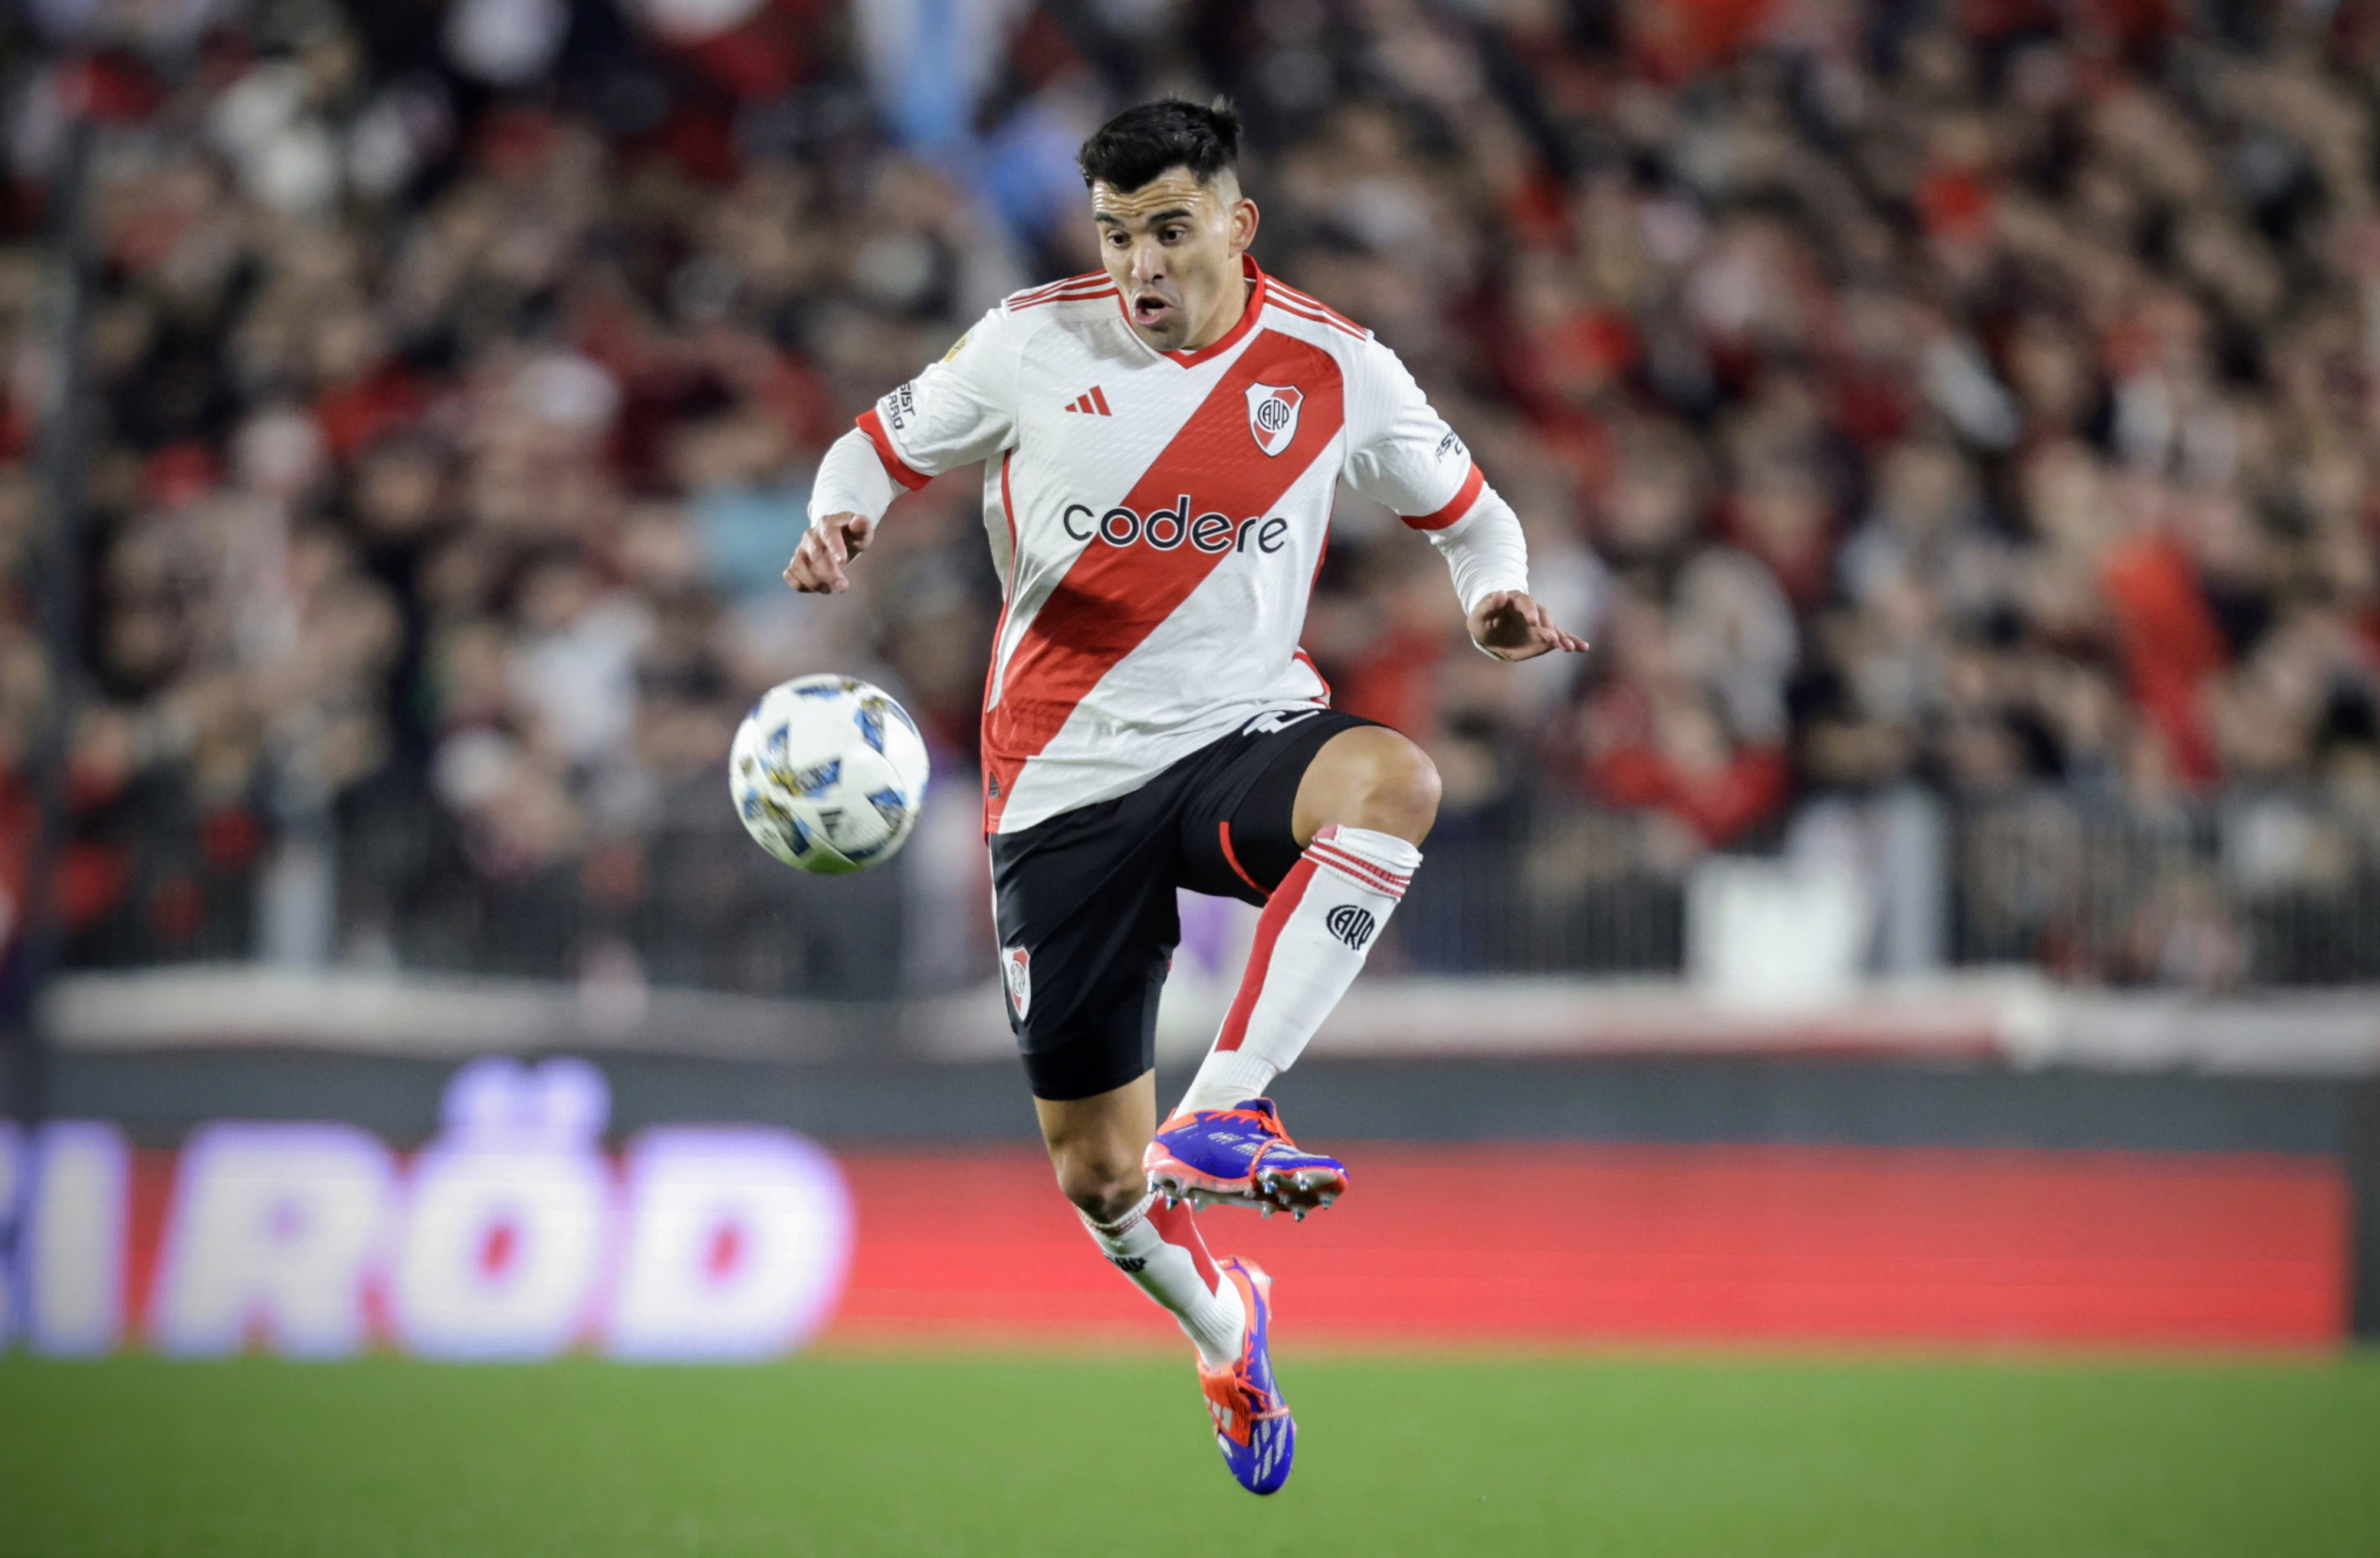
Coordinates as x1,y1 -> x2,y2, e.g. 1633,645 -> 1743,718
787,100 -> 1584,1493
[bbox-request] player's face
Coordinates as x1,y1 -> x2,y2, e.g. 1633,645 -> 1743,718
1091,169 -> 1259,353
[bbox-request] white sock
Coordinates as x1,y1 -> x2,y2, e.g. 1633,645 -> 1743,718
1176,824 -> 1420,1117
1081,1192 -> 1245,1366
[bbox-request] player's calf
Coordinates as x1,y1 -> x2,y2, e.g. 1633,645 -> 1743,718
1041,1078 -> 1246,1366
1167,820 -> 1424,1215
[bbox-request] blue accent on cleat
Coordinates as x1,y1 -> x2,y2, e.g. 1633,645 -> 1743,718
1144,1097 -> 1348,1215
1201,1258 -> 1294,1494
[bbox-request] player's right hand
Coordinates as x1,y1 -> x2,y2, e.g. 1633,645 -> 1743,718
784,513 -> 875,594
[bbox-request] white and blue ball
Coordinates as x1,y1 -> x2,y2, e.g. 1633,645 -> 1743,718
729,674 -> 930,874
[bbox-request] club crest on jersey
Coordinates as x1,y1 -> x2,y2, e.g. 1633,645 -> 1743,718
1002,946 -> 1031,1022
1245,383 -> 1303,457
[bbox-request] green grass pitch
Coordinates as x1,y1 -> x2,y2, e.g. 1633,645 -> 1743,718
4,1351 -> 2376,1557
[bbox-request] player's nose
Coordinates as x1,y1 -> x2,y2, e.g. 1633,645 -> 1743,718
1129,243 -> 1165,286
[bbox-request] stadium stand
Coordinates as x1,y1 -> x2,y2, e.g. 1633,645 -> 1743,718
3,0 -> 2379,998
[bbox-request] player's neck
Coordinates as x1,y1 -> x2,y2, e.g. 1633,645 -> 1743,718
1179,270 -> 1255,354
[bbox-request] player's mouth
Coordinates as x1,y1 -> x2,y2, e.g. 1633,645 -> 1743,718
1131,290 -> 1178,330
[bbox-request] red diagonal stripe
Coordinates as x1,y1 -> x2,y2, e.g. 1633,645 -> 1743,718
1090,385 -> 1113,416
983,332 -> 1344,828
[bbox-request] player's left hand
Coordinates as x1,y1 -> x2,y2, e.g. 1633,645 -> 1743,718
1466,590 -> 1589,661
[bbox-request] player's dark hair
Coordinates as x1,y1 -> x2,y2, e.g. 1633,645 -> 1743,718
1078,99 -> 1242,192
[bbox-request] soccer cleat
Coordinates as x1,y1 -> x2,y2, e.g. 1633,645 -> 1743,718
1144,1097 -> 1348,1216
1199,1258 -> 1295,1494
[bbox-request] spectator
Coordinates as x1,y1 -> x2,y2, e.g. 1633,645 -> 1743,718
2,0 -> 2378,990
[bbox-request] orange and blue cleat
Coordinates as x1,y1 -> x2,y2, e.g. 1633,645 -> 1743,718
1200,1258 -> 1295,1494
1144,1097 -> 1348,1218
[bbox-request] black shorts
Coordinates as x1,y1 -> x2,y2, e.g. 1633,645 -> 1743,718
990,708 -> 1383,1100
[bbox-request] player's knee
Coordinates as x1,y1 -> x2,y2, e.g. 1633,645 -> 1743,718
1052,1150 -> 1145,1224
1348,733 -> 1440,842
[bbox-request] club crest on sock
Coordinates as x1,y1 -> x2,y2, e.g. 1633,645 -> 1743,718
1325,904 -> 1377,950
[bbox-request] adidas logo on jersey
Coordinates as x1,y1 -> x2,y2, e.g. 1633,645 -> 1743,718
1061,495 -> 1291,555
1064,386 -> 1112,415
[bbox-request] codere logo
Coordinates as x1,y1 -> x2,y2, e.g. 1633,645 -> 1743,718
1062,495 -> 1291,556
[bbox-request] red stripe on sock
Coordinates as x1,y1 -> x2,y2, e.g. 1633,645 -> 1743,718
1216,852 -> 1318,1051
1310,841 -> 1412,883
1145,1195 -> 1221,1292
1309,845 -> 1411,897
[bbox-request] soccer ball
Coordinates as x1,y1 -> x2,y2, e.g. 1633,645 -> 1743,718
729,674 -> 931,874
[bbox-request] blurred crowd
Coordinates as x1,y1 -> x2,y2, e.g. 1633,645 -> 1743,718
2,0 -> 2379,992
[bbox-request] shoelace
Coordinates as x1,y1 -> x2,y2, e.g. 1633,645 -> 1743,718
1200,1361 -> 1288,1446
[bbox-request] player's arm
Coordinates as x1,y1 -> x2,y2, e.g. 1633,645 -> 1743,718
1341,343 -> 1587,661
786,310 -> 1021,595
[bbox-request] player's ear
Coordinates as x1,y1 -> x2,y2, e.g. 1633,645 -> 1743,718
1230,196 -> 1259,254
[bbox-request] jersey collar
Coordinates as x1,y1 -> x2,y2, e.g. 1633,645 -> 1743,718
1122,254 -> 1269,369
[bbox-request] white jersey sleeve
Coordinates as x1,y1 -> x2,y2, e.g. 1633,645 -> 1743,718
1341,339 -> 1479,522
1342,338 -> 1528,615
806,428 -> 901,523
853,305 -> 1025,490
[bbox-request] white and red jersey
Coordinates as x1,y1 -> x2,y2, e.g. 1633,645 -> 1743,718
828,257 -> 1522,835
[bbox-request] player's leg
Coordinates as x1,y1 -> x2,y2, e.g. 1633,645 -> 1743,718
993,755 -> 1298,1493
1151,720 -> 1436,1212
1039,1075 -> 1293,1493
990,798 -> 1246,1366
1036,1071 -> 1245,1367
1190,723 -> 1436,1107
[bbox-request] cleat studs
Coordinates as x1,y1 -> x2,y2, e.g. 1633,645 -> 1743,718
1292,1207 -> 1307,1222
1260,1204 -> 1274,1218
